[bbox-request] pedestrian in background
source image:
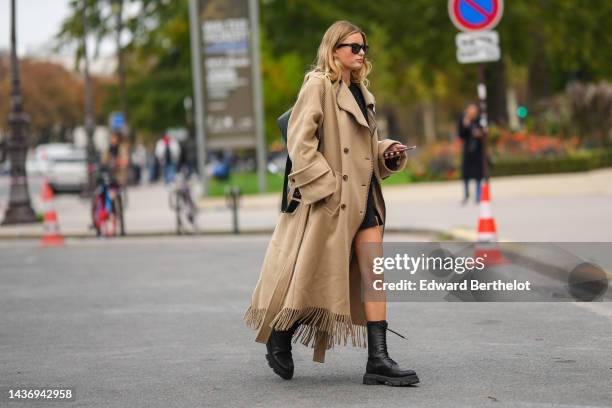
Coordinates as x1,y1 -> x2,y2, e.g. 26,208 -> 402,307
181,136 -> 199,179
458,103 -> 485,204
155,134 -> 181,186
101,131 -> 130,187
244,20 -> 418,387
130,142 -> 147,185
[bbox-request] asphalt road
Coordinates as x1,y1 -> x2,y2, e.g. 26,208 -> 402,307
1,235 -> 611,408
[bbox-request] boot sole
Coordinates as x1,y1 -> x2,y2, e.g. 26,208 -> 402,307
363,373 -> 420,386
266,353 -> 293,380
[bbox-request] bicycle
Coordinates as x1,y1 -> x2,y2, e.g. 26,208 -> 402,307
91,165 -> 126,237
168,170 -> 199,235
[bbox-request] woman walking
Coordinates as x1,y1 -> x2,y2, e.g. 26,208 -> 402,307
244,20 -> 419,386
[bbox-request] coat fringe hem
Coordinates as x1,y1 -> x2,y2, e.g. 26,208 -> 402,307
244,305 -> 367,351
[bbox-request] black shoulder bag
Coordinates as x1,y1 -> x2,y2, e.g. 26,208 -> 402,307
277,108 -> 301,213
277,76 -> 329,213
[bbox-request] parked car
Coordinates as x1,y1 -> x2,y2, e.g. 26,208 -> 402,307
27,144 -> 88,192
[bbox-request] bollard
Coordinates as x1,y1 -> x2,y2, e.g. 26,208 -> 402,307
224,185 -> 241,234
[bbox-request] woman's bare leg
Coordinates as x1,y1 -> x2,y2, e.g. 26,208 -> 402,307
354,224 -> 420,386
353,224 -> 386,321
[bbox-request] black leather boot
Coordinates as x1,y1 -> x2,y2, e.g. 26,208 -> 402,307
265,321 -> 300,380
363,320 -> 420,386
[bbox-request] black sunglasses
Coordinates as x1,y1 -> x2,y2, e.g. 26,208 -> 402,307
336,42 -> 369,55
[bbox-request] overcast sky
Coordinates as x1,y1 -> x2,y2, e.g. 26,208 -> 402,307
0,0 -> 73,53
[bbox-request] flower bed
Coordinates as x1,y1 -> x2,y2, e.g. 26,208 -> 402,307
403,131 -> 611,182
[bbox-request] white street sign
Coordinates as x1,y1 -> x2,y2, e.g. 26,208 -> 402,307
455,30 -> 501,64
456,30 -> 499,48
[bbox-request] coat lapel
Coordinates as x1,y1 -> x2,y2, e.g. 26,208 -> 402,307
359,82 -> 378,136
336,80 -> 372,133
359,81 -> 376,110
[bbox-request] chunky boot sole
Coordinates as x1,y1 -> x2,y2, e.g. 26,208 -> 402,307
266,353 -> 293,380
363,373 -> 420,386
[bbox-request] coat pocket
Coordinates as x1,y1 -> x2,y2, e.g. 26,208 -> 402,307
322,170 -> 342,215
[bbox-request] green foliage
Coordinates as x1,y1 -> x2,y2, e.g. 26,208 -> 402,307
55,0 -> 611,144
56,0 -> 193,137
206,171 -> 285,197
55,0 -> 114,67
123,1 -> 193,134
260,30 -> 303,148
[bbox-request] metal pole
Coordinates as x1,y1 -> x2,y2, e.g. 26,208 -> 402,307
477,64 -> 490,182
231,189 -> 239,234
188,0 -> 208,197
114,0 -> 128,137
2,0 -> 36,225
248,0 -> 267,193
112,0 -> 135,186
82,0 -> 98,197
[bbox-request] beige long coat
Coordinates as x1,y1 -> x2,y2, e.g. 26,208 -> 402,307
244,71 -> 408,363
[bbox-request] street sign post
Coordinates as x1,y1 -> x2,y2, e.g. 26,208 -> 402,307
189,0 -> 267,196
449,0 -> 504,182
448,0 -> 503,32
455,31 -> 500,64
449,0 -> 504,65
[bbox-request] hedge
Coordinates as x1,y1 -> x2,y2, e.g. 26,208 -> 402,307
490,149 -> 612,177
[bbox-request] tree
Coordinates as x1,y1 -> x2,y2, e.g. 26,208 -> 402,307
0,57 -> 109,144
53,0 -> 611,145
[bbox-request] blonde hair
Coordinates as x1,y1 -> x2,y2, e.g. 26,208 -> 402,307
305,20 -> 372,86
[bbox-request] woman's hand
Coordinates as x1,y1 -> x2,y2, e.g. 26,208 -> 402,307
383,143 -> 408,159
473,128 -> 484,138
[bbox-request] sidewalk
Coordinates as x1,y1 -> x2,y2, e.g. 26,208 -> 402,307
1,168 -> 611,240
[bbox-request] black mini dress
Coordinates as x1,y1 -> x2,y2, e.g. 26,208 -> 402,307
348,82 -> 383,230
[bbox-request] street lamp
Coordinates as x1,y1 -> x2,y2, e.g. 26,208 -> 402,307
81,0 -> 98,197
111,0 -> 135,185
183,96 -> 193,132
2,0 -> 36,225
111,0 -> 129,139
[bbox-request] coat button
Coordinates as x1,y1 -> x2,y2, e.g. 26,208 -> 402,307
343,147 -> 349,153
340,204 -> 346,210
342,175 -> 348,181
290,178 -> 295,183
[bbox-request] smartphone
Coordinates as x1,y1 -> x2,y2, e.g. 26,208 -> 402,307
391,145 -> 417,153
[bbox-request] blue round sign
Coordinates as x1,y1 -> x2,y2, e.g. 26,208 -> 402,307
110,112 -> 126,131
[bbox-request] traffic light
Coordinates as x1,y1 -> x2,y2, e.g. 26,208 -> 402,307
516,106 -> 528,119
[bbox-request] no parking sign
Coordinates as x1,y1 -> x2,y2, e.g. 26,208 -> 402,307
448,0 -> 504,32
449,0 -> 503,64
448,0 -> 505,177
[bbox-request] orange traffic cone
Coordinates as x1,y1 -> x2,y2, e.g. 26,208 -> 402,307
41,179 -> 64,246
474,182 -> 508,266
476,182 -> 497,242
474,242 -> 508,267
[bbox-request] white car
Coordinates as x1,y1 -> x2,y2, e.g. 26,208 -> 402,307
28,144 -> 88,192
